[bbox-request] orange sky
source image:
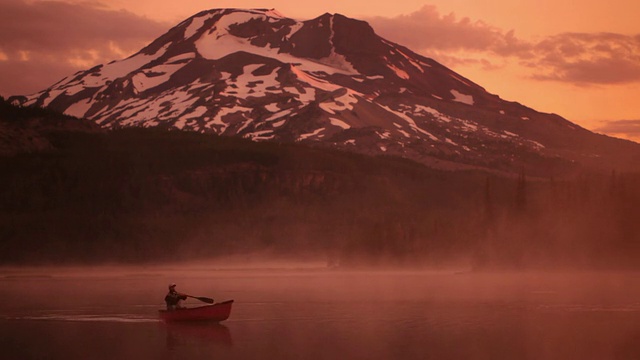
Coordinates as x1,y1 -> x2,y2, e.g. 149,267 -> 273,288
3,0 -> 640,141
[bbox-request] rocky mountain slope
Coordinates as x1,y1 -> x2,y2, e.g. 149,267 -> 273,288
11,8 -> 640,176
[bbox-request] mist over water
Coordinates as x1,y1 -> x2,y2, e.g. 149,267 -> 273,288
1,263 -> 640,359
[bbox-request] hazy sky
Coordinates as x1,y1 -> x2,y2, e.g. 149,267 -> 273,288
1,0 -> 639,141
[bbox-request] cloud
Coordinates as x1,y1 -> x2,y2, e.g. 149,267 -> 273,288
594,120 -> 640,141
0,0 -> 169,96
366,5 -> 530,62
525,33 -> 640,85
368,5 -> 496,50
367,6 -> 640,86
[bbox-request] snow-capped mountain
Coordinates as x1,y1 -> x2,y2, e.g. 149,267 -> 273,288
12,8 -> 640,175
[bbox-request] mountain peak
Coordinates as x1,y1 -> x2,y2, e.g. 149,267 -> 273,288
189,8 -> 286,19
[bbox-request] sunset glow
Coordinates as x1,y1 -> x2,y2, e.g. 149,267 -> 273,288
3,3 -> 640,360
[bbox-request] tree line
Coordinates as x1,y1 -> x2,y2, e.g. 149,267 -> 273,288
1,98 -> 639,268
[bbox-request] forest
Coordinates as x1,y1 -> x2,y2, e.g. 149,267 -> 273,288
1,97 -> 639,268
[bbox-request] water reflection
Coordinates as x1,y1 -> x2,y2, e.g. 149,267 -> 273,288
163,322 -> 233,351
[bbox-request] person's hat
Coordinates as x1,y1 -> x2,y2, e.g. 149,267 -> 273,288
169,283 -> 176,289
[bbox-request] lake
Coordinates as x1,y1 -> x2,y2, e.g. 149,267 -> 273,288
1,265 -> 639,359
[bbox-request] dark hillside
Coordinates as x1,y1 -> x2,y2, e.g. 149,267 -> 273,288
1,100 -> 639,268
0,123 -> 485,263
0,96 -> 101,156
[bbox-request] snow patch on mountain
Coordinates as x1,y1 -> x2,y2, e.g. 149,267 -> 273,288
413,105 -> 451,123
65,99 -> 92,118
264,9 -> 287,18
450,90 -> 474,105
396,48 -> 424,73
381,105 -> 437,141
285,22 -> 304,40
246,129 -> 275,141
184,13 -> 211,39
176,106 -> 209,129
195,15 -> 358,75
102,43 -> 172,82
39,88 -> 65,108
529,140 -> 545,149
63,83 -> 89,97
166,53 -> 196,63
223,66 -> 279,97
388,64 -> 409,79
450,74 -> 473,87
207,106 -> 252,133
323,16 -> 359,74
272,119 -> 286,127
284,86 -> 316,103
265,103 -> 280,112
132,63 -> 184,92
299,128 -> 325,141
318,91 -> 361,115
290,66 -> 341,92
266,109 -> 293,122
329,117 -> 350,129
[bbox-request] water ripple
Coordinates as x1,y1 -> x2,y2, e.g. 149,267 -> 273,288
6,313 -> 160,323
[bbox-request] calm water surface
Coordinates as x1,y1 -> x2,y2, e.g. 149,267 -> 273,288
1,267 -> 639,359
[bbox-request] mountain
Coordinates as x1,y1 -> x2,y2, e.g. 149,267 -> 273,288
11,8 -> 640,176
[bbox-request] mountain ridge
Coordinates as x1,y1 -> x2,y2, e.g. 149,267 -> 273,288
10,8 -> 640,176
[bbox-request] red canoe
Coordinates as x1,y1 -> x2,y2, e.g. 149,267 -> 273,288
159,300 -> 234,322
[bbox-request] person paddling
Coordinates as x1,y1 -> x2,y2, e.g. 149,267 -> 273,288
165,283 -> 187,310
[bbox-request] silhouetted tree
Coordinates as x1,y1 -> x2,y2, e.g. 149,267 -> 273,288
483,176 -> 494,218
609,169 -> 618,197
515,169 -> 527,213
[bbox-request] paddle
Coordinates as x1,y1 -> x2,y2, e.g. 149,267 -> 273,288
184,294 -> 214,304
